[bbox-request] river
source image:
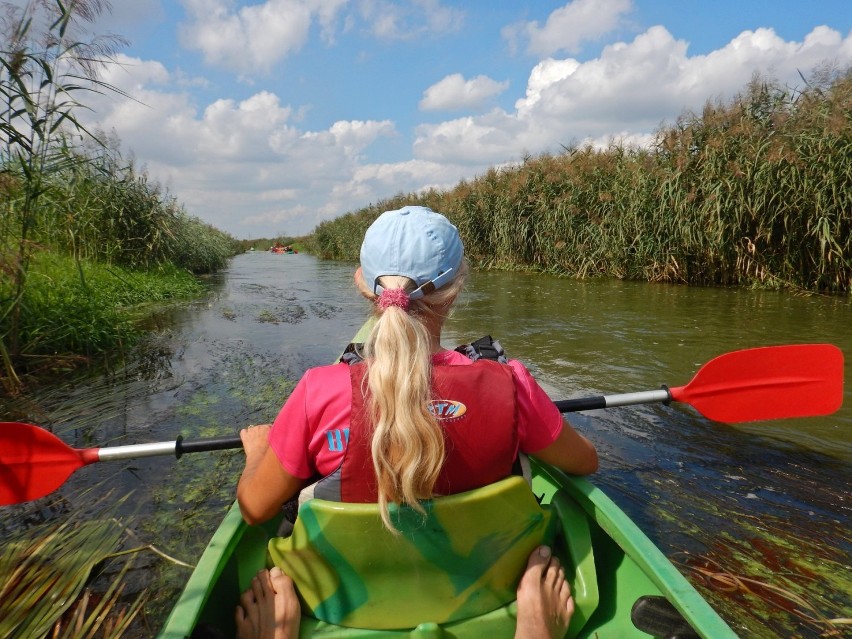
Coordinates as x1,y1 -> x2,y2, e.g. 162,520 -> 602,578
1,251 -> 850,638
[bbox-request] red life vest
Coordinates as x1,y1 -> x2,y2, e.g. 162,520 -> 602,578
337,359 -> 519,503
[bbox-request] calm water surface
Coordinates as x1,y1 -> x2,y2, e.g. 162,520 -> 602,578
1,252 -> 850,637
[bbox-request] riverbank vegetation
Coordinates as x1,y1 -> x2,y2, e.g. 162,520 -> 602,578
309,69 -> 852,294
1,2 -> 237,394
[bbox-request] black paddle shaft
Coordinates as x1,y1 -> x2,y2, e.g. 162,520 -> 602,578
554,387 -> 672,414
175,434 -> 243,458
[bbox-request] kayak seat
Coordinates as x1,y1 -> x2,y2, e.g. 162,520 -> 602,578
268,475 -> 600,635
269,476 -> 553,630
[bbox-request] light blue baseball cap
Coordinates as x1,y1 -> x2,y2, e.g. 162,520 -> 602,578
360,206 -> 464,300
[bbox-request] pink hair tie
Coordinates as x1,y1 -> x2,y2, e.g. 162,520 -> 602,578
377,288 -> 410,311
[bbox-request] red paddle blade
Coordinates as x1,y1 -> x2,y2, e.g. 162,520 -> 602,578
0,422 -> 96,505
670,344 -> 844,423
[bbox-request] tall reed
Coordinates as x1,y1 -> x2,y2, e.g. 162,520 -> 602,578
38,142 -> 236,273
0,495 -> 146,638
2,1 -> 120,386
1,2 -> 237,390
309,71 -> 852,294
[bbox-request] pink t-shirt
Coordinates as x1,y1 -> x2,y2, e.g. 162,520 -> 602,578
268,349 -> 565,480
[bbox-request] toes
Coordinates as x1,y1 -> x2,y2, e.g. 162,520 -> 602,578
252,572 -> 268,603
559,577 -> 571,600
269,566 -> 293,592
543,555 -> 563,587
269,566 -> 295,595
258,569 -> 276,600
526,545 -> 552,578
239,586 -> 255,610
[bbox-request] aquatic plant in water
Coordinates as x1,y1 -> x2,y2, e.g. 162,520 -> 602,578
0,503 -> 145,638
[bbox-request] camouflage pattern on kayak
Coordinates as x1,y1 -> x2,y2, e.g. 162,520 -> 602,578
268,476 -> 554,629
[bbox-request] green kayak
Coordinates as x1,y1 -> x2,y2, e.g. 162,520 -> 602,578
159,462 -> 736,638
159,327 -> 738,639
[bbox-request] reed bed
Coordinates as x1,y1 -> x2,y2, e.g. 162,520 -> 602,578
1,1 -> 238,391
308,71 -> 851,294
3,145 -> 237,274
4,251 -> 203,359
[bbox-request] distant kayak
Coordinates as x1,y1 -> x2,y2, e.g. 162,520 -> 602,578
270,245 -> 296,254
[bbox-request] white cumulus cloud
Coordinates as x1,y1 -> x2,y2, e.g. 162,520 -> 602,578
503,0 -> 633,56
419,74 -> 510,111
415,25 -> 852,166
179,0 -> 347,75
77,51 -> 400,236
358,0 -> 465,40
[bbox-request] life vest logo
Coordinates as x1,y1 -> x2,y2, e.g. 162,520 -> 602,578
428,400 -> 467,420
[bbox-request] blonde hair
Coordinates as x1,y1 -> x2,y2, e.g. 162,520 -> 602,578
356,262 -> 468,531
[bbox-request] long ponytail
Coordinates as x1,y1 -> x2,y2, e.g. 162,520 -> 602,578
358,264 -> 467,531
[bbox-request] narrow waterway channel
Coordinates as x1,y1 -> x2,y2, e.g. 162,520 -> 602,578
1,251 -> 850,637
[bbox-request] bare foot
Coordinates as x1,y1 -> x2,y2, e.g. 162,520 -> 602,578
235,567 -> 301,639
515,545 -> 574,639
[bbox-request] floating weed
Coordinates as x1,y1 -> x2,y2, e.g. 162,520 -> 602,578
226,364 -> 294,411
639,466 -> 850,638
255,305 -> 309,324
677,552 -> 851,638
667,517 -> 850,638
176,390 -> 223,418
0,498 -> 146,639
173,351 -> 295,421
139,449 -> 242,627
138,352 -> 295,626
309,301 -> 341,320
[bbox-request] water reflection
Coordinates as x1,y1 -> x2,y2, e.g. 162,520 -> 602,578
0,253 -> 849,637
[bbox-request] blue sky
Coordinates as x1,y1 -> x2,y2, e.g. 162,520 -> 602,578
60,0 -> 852,238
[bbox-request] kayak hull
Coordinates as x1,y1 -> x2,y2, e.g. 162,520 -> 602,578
160,459 -> 736,638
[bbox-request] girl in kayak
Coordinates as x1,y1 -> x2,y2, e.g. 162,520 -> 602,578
237,205 -> 597,524
235,205 -> 597,637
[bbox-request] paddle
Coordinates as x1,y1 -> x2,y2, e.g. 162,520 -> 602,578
554,343 -> 844,423
0,426 -> 243,506
0,344 -> 843,506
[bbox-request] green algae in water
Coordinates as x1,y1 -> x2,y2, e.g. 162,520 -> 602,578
138,356 -> 296,627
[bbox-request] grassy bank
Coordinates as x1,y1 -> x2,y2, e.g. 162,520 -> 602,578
308,71 -> 851,294
0,252 -> 206,383
0,152 -> 238,393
